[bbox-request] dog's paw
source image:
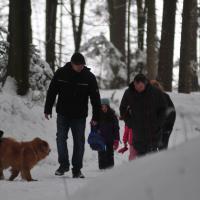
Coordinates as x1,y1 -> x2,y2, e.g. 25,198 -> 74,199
27,178 -> 38,182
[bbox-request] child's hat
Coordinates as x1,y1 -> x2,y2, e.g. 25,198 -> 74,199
101,98 -> 110,106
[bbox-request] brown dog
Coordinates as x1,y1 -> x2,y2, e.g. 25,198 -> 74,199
0,132 -> 50,181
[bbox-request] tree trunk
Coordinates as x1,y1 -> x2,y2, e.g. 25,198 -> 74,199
70,0 -> 87,52
190,0 -> 199,91
127,0 -> 131,85
59,0 -> 63,67
146,0 -> 157,79
7,0 -> 32,95
107,0 -> 126,58
157,0 -> 177,91
45,0 -> 58,72
136,0 -> 146,51
178,0 -> 197,93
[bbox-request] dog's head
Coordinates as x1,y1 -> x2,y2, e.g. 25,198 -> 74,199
32,137 -> 51,159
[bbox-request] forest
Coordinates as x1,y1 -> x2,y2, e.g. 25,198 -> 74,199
0,0 -> 199,95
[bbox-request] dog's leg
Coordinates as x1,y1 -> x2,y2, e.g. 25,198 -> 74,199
0,164 -> 4,180
9,168 -> 19,181
21,147 -> 38,181
0,170 -> 4,180
21,168 -> 37,181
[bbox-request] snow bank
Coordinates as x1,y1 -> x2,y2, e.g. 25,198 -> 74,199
71,136 -> 200,200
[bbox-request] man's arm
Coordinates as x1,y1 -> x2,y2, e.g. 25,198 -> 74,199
119,89 -> 129,119
156,89 -> 168,128
44,70 -> 60,118
163,93 -> 176,131
89,75 -> 101,123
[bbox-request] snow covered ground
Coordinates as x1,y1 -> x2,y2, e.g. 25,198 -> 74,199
1,79 -> 200,200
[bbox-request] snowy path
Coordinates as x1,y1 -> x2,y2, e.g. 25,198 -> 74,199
1,164 -> 104,200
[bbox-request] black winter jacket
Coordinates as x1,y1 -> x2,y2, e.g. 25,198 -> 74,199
44,62 -> 101,121
99,108 -> 120,144
120,83 -> 167,147
163,93 -> 176,133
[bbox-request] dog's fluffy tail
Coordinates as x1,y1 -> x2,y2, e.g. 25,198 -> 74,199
0,130 -> 4,138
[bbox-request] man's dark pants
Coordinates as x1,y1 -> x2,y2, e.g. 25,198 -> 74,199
56,114 -> 86,173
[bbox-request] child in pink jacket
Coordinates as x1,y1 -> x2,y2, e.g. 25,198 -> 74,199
118,124 -> 137,161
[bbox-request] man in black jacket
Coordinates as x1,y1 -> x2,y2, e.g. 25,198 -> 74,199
120,74 -> 167,156
44,53 -> 101,178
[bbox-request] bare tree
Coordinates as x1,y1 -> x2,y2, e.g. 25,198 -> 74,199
178,0 -> 198,93
70,0 -> 87,52
146,0 -> 157,79
7,0 -> 32,95
45,0 -> 58,72
157,0 -> 177,91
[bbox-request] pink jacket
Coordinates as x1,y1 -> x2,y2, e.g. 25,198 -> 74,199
122,125 -> 133,145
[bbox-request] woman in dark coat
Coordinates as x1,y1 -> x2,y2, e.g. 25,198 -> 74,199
150,80 -> 176,150
98,98 -> 120,169
120,74 -> 167,156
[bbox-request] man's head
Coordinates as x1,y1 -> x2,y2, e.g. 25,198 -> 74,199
71,52 -> 86,72
133,73 -> 148,93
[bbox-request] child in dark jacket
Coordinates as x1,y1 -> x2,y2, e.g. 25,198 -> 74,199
98,98 -> 120,170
